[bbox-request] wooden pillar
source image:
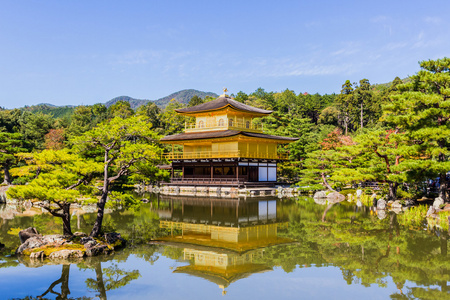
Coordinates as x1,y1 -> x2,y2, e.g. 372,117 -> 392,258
210,161 -> 213,180
182,163 -> 185,179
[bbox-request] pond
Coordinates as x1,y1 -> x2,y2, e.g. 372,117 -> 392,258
0,195 -> 449,299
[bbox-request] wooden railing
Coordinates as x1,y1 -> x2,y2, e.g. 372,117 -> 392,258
185,121 -> 263,133
163,150 -> 288,160
171,178 -> 242,184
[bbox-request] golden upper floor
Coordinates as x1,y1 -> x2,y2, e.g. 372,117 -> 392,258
176,96 -> 271,134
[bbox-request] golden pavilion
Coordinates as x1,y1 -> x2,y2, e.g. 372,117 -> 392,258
160,91 -> 297,188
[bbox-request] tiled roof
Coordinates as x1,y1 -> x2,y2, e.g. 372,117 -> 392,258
175,96 -> 272,114
160,130 -> 298,142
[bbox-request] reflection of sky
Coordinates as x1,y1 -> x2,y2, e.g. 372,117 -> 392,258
1,254 -> 398,300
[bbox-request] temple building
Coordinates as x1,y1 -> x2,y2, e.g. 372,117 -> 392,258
160,90 -> 297,191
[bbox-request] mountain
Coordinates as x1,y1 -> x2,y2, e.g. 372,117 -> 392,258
21,103 -> 75,119
153,89 -> 218,108
104,96 -> 150,109
103,89 -> 218,109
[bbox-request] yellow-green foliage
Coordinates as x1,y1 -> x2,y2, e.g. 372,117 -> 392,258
398,205 -> 428,228
428,211 -> 450,231
23,243 -> 86,256
7,227 -> 22,236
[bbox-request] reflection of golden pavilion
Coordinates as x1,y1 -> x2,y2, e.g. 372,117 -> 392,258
156,197 -> 292,291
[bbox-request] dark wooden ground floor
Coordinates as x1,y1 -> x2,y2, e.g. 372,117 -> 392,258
169,158 -> 279,184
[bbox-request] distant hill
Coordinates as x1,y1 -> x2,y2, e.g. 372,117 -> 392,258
21,104 -> 75,119
104,96 -> 150,109
153,89 -> 218,108
103,90 -> 218,109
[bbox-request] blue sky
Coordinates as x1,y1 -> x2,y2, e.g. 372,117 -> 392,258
1,0 -> 449,108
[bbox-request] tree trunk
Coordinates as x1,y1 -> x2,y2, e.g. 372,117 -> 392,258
2,165 -> 11,185
360,102 -> 364,129
61,203 -> 72,236
94,261 -> 107,300
90,191 -> 107,237
387,181 -> 398,200
39,264 -> 71,299
90,149 -> 110,237
439,172 -> 448,202
321,173 -> 336,192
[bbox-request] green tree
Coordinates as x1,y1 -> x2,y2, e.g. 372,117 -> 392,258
72,116 -> 162,237
383,57 -> 450,201
67,105 -> 93,137
136,102 -> 162,132
188,95 -> 204,107
160,99 -> 186,135
108,100 -> 134,119
335,80 -> 354,134
0,132 -> 27,184
353,79 -> 379,129
7,149 -> 101,235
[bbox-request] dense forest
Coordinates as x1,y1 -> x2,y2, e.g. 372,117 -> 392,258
2,57 -> 450,215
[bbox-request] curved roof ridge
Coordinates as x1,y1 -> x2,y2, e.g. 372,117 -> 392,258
175,96 -> 272,115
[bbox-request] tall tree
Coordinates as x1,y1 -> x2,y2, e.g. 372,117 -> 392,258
383,57 -> 450,201
107,100 -> 134,119
188,95 -> 204,107
0,132 -> 27,184
335,80 -> 354,134
72,116 -> 162,237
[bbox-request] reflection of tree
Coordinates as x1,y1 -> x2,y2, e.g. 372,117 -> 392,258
85,261 -> 141,300
38,264 -> 72,299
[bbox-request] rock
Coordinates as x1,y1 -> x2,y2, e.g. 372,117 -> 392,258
404,200 -> 415,207
356,189 -> 363,197
16,234 -> 66,255
73,232 -> 87,237
427,206 -> 436,217
85,244 -> 109,257
433,197 -> 444,209
81,237 -> 97,249
314,191 -> 327,198
29,251 -> 44,260
49,249 -> 84,259
392,200 -> 402,209
141,198 -> 149,203
314,197 -> 327,205
19,227 -> 40,244
377,199 -> 386,210
327,192 -> 345,203
377,210 -> 386,220
391,207 -> 402,214
443,204 -> 450,211
80,236 -> 95,244
104,232 -> 126,248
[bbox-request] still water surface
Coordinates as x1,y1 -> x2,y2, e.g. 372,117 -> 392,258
0,195 -> 449,299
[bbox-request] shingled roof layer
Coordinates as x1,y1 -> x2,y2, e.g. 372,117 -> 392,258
175,96 -> 272,115
160,130 -> 298,142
